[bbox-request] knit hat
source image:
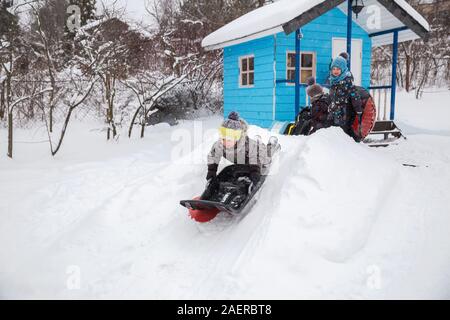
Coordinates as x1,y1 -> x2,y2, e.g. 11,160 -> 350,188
306,77 -> 323,100
222,111 -> 243,130
330,56 -> 351,84
219,111 -> 244,141
339,52 -> 349,61
331,56 -> 348,73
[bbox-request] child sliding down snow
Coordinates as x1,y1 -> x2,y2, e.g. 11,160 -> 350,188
207,112 -> 278,182
329,55 -> 363,141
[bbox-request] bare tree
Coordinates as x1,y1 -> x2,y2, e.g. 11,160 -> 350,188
371,0 -> 450,93
28,2 -> 63,133
75,16 -> 133,140
123,70 -> 192,138
40,68 -> 97,156
0,7 -> 52,158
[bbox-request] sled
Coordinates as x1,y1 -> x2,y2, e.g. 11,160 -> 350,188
181,139 -> 280,223
280,107 -> 312,136
363,120 -> 406,147
180,164 -> 269,223
352,96 -> 377,140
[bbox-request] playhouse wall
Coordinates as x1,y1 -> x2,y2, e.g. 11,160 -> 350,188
275,8 -> 372,122
223,8 -> 372,128
223,36 -> 275,128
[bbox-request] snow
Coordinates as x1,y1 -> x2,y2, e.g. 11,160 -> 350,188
202,0 -> 430,50
202,0 -> 327,50
394,0 -> 430,32
1,90 -> 450,299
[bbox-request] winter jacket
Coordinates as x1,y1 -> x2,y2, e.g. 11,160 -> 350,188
329,75 -> 363,127
207,121 -> 271,176
311,93 -> 331,123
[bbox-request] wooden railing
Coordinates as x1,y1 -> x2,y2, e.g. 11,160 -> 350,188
369,85 -> 392,121
273,82 -> 394,121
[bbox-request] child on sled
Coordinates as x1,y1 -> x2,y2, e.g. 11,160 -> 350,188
206,112 -> 278,182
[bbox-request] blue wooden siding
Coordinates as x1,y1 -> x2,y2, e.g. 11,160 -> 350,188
223,7 -> 372,127
223,36 -> 275,128
275,8 -> 372,122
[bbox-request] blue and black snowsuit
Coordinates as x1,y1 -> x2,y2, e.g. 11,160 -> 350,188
329,56 -> 363,140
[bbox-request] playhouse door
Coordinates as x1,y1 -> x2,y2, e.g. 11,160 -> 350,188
332,38 -> 362,86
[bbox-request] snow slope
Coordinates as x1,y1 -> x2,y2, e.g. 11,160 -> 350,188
0,90 -> 449,299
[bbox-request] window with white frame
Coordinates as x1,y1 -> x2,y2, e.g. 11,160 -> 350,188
286,52 -> 316,84
239,55 -> 254,87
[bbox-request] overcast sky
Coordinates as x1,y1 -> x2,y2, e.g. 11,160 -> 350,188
97,0 -> 156,25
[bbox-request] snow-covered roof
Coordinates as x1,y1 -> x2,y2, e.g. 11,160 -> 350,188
202,0 -> 430,50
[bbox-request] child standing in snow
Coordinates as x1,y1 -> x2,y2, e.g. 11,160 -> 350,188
329,55 -> 363,141
207,112 -> 276,182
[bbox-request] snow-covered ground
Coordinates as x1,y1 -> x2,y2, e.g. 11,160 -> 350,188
1,90 -> 449,299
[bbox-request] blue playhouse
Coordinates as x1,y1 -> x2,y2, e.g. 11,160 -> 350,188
202,0 -> 430,134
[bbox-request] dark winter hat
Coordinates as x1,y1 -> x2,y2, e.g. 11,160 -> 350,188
339,52 -> 350,61
306,76 -> 316,86
222,111 -> 243,130
306,77 -> 323,99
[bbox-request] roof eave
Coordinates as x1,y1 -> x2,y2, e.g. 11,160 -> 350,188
282,0 -> 346,35
377,0 -> 430,42
282,0 -> 430,42
202,26 -> 283,51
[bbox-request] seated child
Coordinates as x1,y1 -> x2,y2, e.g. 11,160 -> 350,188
306,77 -> 332,134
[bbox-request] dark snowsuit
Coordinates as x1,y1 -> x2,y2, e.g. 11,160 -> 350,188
310,93 -> 332,133
329,75 -> 363,140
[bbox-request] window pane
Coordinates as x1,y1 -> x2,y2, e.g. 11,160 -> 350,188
288,70 -> 296,82
242,59 -> 248,72
242,73 -> 248,86
302,53 -> 313,68
301,70 -> 313,83
288,53 -> 296,68
249,57 -> 254,71
249,72 -> 254,85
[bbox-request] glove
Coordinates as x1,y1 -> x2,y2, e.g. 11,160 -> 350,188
250,172 -> 259,184
206,164 -> 218,181
357,112 -> 363,138
206,171 -> 216,181
249,167 -> 261,184
357,112 -> 363,125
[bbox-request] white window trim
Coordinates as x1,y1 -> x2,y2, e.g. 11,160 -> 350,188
238,55 -> 255,88
285,51 -> 316,86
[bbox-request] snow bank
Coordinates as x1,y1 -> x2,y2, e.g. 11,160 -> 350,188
0,91 -> 449,299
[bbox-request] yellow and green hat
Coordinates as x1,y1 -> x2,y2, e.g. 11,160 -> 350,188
219,111 -> 243,141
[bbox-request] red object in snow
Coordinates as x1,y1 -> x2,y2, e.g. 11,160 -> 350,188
188,197 -> 220,223
352,97 -> 377,139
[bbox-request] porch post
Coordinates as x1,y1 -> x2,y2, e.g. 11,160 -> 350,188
390,30 -> 399,120
295,29 -> 301,116
346,0 -> 352,70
